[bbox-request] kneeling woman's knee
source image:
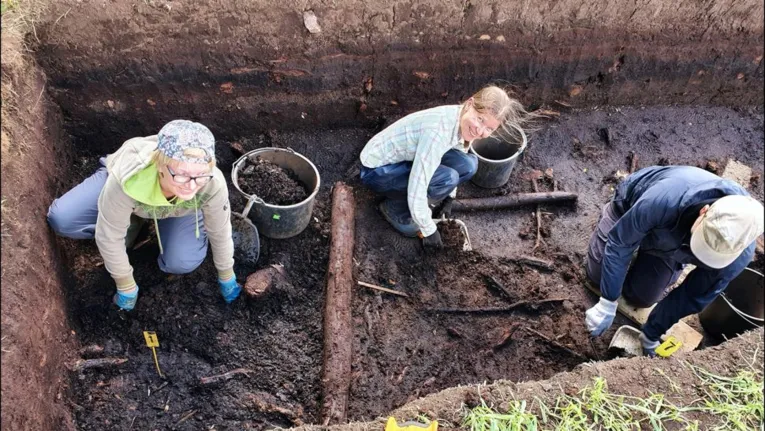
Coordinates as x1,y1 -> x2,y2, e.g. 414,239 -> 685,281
47,201 -> 93,239
158,251 -> 206,274
464,154 -> 479,177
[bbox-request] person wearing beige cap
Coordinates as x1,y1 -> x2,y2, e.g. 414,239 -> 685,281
47,120 -> 241,311
584,165 -> 764,356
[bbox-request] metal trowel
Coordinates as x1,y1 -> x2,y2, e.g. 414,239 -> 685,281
608,325 -> 643,357
609,325 -> 683,358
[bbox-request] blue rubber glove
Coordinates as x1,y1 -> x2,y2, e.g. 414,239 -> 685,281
585,297 -> 618,336
218,276 -> 241,303
639,332 -> 660,358
113,286 -> 139,311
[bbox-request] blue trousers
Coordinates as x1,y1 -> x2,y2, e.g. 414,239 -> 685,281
47,160 -> 208,274
359,149 -> 478,219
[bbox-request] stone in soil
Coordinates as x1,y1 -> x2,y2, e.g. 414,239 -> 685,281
237,156 -> 309,205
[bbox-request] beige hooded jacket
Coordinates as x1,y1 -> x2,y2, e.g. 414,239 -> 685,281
95,136 -> 234,289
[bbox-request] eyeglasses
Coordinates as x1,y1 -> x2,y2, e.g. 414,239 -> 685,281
166,166 -> 213,186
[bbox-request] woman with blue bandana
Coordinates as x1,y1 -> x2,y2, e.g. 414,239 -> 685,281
47,120 -> 241,310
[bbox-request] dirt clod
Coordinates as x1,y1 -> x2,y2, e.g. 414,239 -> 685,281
244,264 -> 287,298
237,157 -> 309,205
437,220 -> 465,249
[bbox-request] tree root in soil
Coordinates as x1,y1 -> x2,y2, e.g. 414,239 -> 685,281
427,298 -> 566,314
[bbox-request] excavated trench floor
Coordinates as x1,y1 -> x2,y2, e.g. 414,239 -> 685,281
59,104 -> 763,430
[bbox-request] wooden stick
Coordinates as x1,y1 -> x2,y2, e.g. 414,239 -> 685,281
357,281 -> 409,298
428,298 -> 566,314
320,183 -> 356,425
452,192 -> 578,212
628,151 -> 639,174
199,368 -> 253,385
70,357 -> 127,372
524,327 -> 587,360
483,275 -> 514,301
532,178 -> 544,250
506,256 -> 555,271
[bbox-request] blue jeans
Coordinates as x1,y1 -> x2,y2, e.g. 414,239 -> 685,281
359,149 -> 478,221
47,159 -> 208,274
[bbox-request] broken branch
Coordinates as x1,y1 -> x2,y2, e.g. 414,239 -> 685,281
428,298 -> 566,314
483,275 -> 514,301
357,281 -> 409,297
453,192 -> 578,212
628,151 -> 639,174
199,368 -> 253,385
506,256 -> 555,271
524,327 -> 587,360
532,178 -> 544,250
69,357 -> 127,372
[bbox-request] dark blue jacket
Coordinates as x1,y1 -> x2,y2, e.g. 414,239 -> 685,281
602,166 -> 755,340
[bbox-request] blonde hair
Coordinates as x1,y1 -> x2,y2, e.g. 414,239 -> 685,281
151,148 -> 216,169
466,85 -> 540,142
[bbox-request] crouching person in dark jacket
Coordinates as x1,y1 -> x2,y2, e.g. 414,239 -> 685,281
585,166 -> 763,356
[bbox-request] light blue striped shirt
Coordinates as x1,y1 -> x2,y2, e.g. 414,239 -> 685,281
360,105 -> 465,236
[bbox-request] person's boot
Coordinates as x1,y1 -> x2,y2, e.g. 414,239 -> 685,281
378,199 -> 420,237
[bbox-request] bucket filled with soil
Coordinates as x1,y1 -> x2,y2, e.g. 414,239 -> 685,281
232,147 -> 320,239
469,124 -> 527,188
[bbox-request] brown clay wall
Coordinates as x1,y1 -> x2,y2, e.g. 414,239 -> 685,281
1,40 -> 76,430
35,0 -> 763,152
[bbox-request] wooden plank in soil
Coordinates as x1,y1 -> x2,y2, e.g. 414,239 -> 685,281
320,182 -> 356,426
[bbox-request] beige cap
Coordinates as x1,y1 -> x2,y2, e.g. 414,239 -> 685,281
690,195 -> 764,269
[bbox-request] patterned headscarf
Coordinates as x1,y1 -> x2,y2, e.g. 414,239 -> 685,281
157,120 -> 215,164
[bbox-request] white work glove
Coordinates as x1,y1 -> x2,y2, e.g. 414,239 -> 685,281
639,332 -> 660,357
585,297 -> 618,336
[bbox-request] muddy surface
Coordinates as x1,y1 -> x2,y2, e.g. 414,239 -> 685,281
237,157 -> 309,206
59,104 -> 764,429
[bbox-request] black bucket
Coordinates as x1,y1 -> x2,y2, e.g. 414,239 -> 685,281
468,125 -> 527,189
699,267 -> 764,339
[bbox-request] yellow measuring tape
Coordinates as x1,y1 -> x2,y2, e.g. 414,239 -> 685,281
143,331 -> 164,378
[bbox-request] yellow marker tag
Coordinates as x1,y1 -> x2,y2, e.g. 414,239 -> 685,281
656,336 -> 682,358
143,331 -> 164,377
143,331 -> 159,348
385,417 -> 438,431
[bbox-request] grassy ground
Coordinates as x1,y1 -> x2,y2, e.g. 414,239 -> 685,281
462,358 -> 763,430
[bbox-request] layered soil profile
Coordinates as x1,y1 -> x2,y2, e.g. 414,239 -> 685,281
0,0 -> 763,430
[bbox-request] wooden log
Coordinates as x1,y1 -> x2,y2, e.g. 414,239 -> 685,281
320,182 -> 356,426
452,192 -> 578,212
69,357 -> 127,372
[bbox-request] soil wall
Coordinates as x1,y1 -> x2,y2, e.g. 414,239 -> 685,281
36,0 -> 764,152
0,39 -> 76,430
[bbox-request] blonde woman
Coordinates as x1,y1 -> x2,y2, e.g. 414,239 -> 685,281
48,120 -> 240,310
359,85 -> 533,249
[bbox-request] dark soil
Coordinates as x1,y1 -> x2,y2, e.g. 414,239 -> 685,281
237,157 -> 309,206
437,220 -> 466,249
59,105 -> 764,429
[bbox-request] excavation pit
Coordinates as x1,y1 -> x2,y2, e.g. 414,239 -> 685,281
1,1 -> 764,430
